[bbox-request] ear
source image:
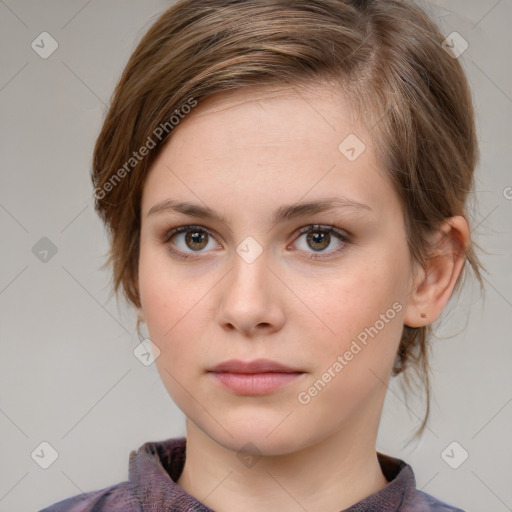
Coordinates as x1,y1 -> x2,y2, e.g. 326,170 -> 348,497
403,216 -> 469,328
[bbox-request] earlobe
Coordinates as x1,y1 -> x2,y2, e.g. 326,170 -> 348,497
403,216 -> 469,328
403,263 -> 432,328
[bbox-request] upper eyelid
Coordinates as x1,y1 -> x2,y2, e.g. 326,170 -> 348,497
164,223 -> 347,237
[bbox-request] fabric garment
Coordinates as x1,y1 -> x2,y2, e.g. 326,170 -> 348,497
39,436 -> 464,512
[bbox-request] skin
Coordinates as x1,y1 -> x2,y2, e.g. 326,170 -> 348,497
137,82 -> 469,512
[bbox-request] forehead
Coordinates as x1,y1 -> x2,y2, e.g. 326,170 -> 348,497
141,82 -> 397,220
175,81 -> 360,141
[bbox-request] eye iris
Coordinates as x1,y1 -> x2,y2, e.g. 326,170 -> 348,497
307,230 -> 330,251
186,230 -> 208,250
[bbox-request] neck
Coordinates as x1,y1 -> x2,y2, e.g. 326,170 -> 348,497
177,419 -> 388,512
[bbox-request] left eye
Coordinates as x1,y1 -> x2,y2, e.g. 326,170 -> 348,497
292,225 -> 350,258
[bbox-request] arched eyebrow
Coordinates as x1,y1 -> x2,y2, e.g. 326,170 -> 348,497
147,196 -> 373,228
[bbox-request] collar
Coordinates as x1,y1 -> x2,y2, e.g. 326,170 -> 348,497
128,437 -> 415,511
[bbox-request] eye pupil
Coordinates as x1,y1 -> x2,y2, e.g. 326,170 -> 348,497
307,230 -> 330,251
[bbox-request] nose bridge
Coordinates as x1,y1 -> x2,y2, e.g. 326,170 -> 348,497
229,241 -> 273,301
216,239 -> 284,333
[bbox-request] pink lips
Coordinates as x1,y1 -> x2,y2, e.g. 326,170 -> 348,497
207,359 -> 305,395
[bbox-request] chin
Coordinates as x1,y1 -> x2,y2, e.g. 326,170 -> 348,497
193,409 -> 316,457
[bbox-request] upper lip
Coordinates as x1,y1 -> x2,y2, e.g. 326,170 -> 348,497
208,359 -> 303,374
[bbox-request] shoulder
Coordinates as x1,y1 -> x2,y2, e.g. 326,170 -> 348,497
401,487 -> 465,512
37,481 -> 141,512
376,452 -> 465,512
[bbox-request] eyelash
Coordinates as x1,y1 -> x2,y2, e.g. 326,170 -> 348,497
161,224 -> 352,261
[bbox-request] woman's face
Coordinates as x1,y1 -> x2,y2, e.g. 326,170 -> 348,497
138,82 -> 417,455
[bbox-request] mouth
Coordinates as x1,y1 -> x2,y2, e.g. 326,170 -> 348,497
207,359 -> 306,395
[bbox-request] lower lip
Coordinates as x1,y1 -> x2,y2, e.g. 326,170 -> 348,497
209,372 -> 304,395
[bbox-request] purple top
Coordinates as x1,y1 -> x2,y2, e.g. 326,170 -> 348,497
39,437 -> 464,511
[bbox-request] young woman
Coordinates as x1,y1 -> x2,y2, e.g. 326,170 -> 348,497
40,0 -> 484,510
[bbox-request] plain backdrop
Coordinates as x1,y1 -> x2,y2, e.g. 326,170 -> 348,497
0,1 -> 511,511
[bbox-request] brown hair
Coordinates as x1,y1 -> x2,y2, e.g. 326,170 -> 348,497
91,0 -> 484,440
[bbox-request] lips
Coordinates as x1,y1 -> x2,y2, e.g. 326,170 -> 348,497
208,358 -> 302,374
207,359 -> 305,395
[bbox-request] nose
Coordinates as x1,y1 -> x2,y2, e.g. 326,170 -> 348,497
215,250 -> 286,337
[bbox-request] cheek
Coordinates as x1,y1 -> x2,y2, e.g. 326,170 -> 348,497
138,244 -> 203,357
315,261 -> 402,327
140,283 -> 205,357
291,264 -> 406,426
138,256 -> 210,411
299,255 -> 407,374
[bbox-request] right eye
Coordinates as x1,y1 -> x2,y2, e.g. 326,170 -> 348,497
163,225 -> 221,259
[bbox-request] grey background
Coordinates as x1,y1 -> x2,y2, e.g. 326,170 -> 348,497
0,1 -> 511,511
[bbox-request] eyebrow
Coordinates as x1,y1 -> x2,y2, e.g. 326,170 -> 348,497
147,196 -> 373,227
